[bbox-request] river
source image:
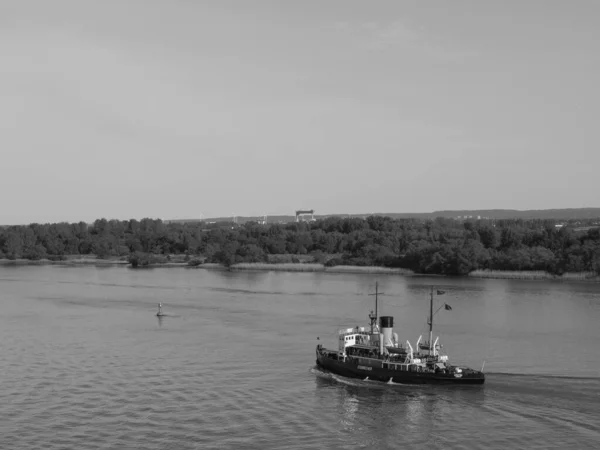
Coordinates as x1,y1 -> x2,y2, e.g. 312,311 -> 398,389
1,266 -> 599,449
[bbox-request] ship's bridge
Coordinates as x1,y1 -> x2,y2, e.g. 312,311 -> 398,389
338,327 -> 374,351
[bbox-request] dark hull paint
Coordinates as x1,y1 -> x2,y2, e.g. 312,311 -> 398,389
316,351 -> 485,385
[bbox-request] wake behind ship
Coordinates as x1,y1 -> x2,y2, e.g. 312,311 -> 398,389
315,285 -> 485,385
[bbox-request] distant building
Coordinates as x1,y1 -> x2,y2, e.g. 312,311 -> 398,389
295,209 -> 315,222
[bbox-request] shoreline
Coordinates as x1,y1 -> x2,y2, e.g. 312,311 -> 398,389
0,258 -> 127,266
228,262 -> 411,275
1,258 -> 599,281
467,269 -> 600,281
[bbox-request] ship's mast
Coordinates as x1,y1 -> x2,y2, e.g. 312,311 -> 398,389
375,281 -> 382,323
368,281 -> 383,335
429,286 -> 434,356
368,310 -> 377,335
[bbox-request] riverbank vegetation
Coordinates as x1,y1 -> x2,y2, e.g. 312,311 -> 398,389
1,216 -> 599,276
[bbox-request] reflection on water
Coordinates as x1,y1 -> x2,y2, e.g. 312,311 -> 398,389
340,390 -> 359,430
315,366 -> 600,449
314,366 -> 490,447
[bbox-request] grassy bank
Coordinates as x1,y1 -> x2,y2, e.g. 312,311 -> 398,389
0,256 -> 127,266
229,262 -> 414,274
1,256 -> 598,281
468,269 -> 600,281
230,262 -> 324,272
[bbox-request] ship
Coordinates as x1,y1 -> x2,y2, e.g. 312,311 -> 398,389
315,283 -> 485,385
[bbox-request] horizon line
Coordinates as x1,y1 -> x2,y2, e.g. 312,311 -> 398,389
3,206 -> 600,227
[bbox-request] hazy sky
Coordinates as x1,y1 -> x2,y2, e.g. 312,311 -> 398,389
2,1 -> 599,224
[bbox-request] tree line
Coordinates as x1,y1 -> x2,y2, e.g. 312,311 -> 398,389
1,216 -> 599,275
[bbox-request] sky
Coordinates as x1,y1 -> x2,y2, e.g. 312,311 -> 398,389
1,0 -> 599,224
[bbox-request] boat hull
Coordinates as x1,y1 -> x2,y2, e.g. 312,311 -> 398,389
316,348 -> 485,385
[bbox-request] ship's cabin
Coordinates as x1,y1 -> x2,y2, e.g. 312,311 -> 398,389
338,327 -> 373,351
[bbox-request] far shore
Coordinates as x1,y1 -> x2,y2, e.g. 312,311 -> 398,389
467,269 -> 600,281
0,257 -> 127,266
228,262 -> 411,275
1,257 -> 598,281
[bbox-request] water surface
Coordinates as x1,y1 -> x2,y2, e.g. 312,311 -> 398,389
1,266 -> 599,449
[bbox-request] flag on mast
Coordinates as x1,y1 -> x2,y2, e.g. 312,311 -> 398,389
444,303 -> 452,310
437,290 -> 445,295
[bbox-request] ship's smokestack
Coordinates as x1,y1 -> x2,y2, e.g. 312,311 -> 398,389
380,316 -> 394,347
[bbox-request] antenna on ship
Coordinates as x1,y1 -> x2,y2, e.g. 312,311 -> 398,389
429,287 -> 434,356
368,281 -> 384,335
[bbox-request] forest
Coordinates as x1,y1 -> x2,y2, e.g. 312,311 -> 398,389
1,216 -> 600,275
